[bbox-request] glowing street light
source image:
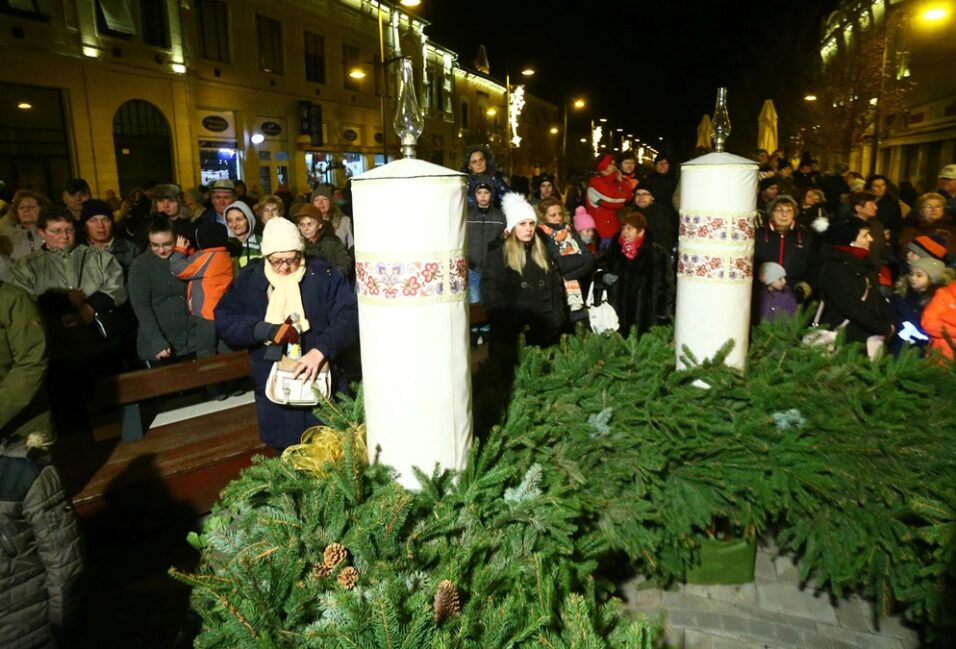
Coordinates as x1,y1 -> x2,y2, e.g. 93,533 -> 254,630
486,107 -> 497,116
17,102 -> 32,110
804,94 -> 818,102
573,98 -> 586,109
349,68 -> 367,79
521,68 -> 535,77
399,0 -> 421,5
921,7 -> 948,21
549,126 -> 559,134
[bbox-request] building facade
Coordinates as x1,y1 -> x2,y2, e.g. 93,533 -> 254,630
820,0 -> 956,188
0,0 -> 558,201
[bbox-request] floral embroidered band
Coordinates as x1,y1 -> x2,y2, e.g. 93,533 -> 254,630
678,212 -> 755,282
356,252 -> 468,304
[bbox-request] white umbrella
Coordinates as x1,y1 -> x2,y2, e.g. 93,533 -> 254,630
757,99 -> 778,153
696,114 -> 712,150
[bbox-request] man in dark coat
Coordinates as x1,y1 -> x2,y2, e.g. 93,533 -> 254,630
641,153 -> 678,210
633,187 -> 676,255
215,218 -> 358,450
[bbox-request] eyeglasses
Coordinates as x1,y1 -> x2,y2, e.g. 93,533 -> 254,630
267,254 -> 302,269
149,241 -> 176,249
45,228 -> 75,236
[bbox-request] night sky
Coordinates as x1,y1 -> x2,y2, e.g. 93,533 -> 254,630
416,0 -> 839,160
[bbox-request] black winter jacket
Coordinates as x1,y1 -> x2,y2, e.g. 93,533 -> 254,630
818,246 -> 893,344
480,236 -> 569,349
466,205 -> 506,272
597,234 -> 674,338
753,223 -> 816,288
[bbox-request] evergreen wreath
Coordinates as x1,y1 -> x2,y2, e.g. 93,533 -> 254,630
174,315 -> 956,646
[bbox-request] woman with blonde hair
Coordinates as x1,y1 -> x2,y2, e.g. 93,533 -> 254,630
255,194 -> 285,230
481,193 -> 568,351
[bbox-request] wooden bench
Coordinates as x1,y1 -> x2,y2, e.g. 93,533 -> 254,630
95,351 -> 252,441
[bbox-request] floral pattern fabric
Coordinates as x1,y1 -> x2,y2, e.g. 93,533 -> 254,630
356,254 -> 468,303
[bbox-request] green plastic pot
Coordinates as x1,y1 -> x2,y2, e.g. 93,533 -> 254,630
685,536 -> 757,585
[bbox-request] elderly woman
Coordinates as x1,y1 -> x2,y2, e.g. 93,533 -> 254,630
0,189 -> 50,261
215,217 -> 358,451
897,192 -> 956,262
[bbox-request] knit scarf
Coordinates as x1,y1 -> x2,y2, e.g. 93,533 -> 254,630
538,223 -> 583,257
264,261 -> 311,333
833,244 -> 870,261
619,231 -> 646,260
538,223 -> 585,312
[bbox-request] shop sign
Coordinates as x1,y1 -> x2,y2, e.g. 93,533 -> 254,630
342,129 -> 358,142
374,132 -> 384,144
261,121 -> 282,136
202,115 -> 229,132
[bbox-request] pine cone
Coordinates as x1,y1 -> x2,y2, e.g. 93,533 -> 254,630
311,562 -> 333,579
433,579 -> 461,623
337,566 -> 359,590
323,543 -> 348,569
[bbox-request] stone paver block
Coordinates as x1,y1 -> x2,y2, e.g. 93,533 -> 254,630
873,614 -> 920,645
833,595 -> 876,633
758,582 -> 839,624
694,611 -> 723,632
684,582 -> 759,607
719,613 -> 751,635
755,548 -> 778,584
623,584 -> 662,611
773,623 -> 805,646
682,628 -> 713,649
667,608 -> 698,628
772,553 -> 803,584
814,622 -> 905,649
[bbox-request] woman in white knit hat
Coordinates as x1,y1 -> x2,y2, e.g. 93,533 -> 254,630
215,217 -> 359,451
480,192 -> 569,355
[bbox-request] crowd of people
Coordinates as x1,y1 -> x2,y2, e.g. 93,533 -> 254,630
0,177 -> 360,450
463,143 -> 956,365
1,147 -> 956,646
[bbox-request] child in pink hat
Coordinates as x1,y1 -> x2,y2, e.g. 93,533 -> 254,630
573,206 -> 598,255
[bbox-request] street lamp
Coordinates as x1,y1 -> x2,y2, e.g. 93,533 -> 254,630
561,97 -> 586,182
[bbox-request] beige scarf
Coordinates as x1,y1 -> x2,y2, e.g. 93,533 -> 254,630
264,262 -> 311,333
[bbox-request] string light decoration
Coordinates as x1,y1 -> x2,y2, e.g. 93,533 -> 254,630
509,84 -> 526,147
591,125 -> 603,156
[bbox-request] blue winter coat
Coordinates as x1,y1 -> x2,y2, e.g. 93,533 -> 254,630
214,257 -> 359,449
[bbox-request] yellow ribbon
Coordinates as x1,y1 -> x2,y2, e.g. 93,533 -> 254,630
281,424 -> 368,477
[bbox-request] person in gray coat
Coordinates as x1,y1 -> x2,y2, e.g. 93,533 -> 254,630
0,282 -> 83,648
127,217 -> 197,364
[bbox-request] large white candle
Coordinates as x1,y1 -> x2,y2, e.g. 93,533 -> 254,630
675,152 -> 758,370
350,159 -> 472,488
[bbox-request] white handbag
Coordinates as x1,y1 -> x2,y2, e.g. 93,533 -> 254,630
265,355 -> 331,406
586,282 -> 619,334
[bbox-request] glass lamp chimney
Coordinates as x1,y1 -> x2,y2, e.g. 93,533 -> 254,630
710,87 -> 731,152
393,57 -> 424,159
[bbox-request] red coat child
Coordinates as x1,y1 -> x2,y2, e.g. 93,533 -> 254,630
585,154 -> 633,242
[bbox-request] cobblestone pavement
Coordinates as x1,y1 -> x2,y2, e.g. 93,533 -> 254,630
621,539 -> 922,649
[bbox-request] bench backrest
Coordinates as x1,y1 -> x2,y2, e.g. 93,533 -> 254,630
96,351 -> 250,408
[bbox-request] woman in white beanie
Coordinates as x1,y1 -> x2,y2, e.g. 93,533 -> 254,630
480,192 -> 569,354
214,217 -> 359,451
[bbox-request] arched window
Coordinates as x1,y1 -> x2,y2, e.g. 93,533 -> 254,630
113,100 -> 173,197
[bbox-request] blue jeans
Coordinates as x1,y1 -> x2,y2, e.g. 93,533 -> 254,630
468,269 -> 481,304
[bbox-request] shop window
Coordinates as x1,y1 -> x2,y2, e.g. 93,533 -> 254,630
196,0 -> 230,63
96,0 -> 136,37
256,14 -> 283,74
342,152 -> 365,180
140,0 -> 169,49
305,151 -> 337,187
199,140 -> 240,186
342,44 -> 360,91
460,102 -> 469,130
304,31 -> 325,84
